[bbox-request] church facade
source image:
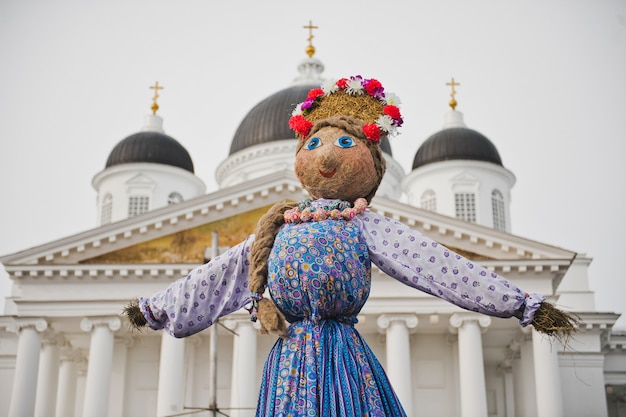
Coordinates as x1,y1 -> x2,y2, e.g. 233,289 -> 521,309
1,51 -> 625,417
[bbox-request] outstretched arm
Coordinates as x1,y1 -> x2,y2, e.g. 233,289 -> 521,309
125,235 -> 254,338
357,211 -> 577,337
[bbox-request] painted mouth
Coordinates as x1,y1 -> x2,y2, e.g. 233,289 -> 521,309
319,169 -> 336,178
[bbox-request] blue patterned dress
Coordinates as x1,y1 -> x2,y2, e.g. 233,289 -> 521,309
257,219 -> 405,416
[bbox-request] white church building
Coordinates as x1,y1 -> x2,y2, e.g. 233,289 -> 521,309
1,42 -> 625,417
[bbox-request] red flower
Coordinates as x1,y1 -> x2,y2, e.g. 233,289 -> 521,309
307,88 -> 324,100
383,105 -> 402,121
336,78 -> 349,89
289,115 -> 313,138
365,79 -> 383,96
362,124 -> 381,142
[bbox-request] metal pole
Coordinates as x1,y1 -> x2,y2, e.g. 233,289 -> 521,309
208,232 -> 219,417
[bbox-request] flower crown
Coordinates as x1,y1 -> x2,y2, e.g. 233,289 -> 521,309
289,75 -> 403,142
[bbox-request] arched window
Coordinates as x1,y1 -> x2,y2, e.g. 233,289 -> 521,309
101,194 -> 113,225
491,189 -> 506,231
128,195 -> 150,217
420,190 -> 437,212
454,192 -> 476,223
168,191 -> 184,205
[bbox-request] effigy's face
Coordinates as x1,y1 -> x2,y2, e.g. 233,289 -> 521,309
295,126 -> 378,202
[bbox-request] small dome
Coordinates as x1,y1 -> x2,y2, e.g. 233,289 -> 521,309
106,131 -> 194,173
229,84 -> 393,156
412,127 -> 502,170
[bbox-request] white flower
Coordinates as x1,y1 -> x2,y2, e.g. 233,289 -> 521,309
375,115 -> 395,134
383,92 -> 402,107
291,104 -> 304,116
346,77 -> 365,95
321,79 -> 339,96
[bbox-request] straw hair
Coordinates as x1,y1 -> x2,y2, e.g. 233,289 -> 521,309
123,298 -> 147,329
306,90 -> 384,126
531,301 -> 579,344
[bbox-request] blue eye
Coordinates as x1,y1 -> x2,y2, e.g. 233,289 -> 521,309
334,136 -> 355,148
306,137 -> 321,150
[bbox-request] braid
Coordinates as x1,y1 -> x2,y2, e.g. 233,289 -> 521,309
249,201 -> 296,336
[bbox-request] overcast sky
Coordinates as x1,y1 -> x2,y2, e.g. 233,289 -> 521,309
1,0 -> 625,328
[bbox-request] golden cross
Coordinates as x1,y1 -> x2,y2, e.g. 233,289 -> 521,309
303,20 -> 318,58
303,20 -> 318,45
446,77 -> 460,110
149,81 -> 164,115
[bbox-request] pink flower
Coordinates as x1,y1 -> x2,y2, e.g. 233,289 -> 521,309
383,105 -> 401,121
354,198 -> 368,210
362,124 -> 381,142
364,78 -> 383,98
289,115 -> 313,138
315,210 -> 328,221
300,208 -> 312,222
307,88 -> 324,100
336,78 -> 349,89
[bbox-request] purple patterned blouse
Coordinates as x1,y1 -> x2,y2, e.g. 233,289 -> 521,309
139,200 -> 543,337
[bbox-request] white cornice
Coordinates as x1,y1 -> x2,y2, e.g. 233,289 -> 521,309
4,258 -> 572,284
2,171 -> 577,273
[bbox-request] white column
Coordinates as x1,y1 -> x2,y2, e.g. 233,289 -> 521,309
8,318 -> 48,417
184,336 -> 202,407
157,333 -> 186,417
505,370 -> 516,417
55,349 -> 80,417
74,364 -> 88,417
80,317 -> 121,417
511,332 -> 535,417
108,336 -> 131,417
224,318 -> 259,417
377,314 -> 418,413
501,336 -> 521,417
532,330 -> 563,417
34,335 -> 62,417
450,313 -> 491,417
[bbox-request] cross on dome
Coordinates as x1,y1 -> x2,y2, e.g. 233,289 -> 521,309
303,20 -> 318,58
150,81 -> 164,115
446,77 -> 460,110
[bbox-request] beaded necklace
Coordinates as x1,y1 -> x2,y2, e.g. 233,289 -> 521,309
284,198 -> 368,223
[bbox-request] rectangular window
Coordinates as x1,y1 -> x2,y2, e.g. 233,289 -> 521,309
492,197 -> 506,231
128,196 -> 150,217
101,201 -> 112,224
455,193 -> 476,223
422,197 -> 437,212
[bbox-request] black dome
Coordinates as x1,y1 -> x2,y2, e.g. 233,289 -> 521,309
412,127 -> 502,170
229,84 -> 393,156
106,131 -> 194,173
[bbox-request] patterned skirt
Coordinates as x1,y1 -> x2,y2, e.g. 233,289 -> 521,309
256,319 -> 407,417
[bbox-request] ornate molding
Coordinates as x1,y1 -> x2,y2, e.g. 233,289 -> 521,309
41,331 -> 66,346
376,314 -> 419,333
449,313 -> 491,334
80,316 -> 122,333
6,318 -> 48,334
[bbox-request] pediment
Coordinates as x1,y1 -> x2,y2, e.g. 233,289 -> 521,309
126,173 -> 155,185
82,205 -> 271,264
451,171 -> 479,184
0,171 -> 576,277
